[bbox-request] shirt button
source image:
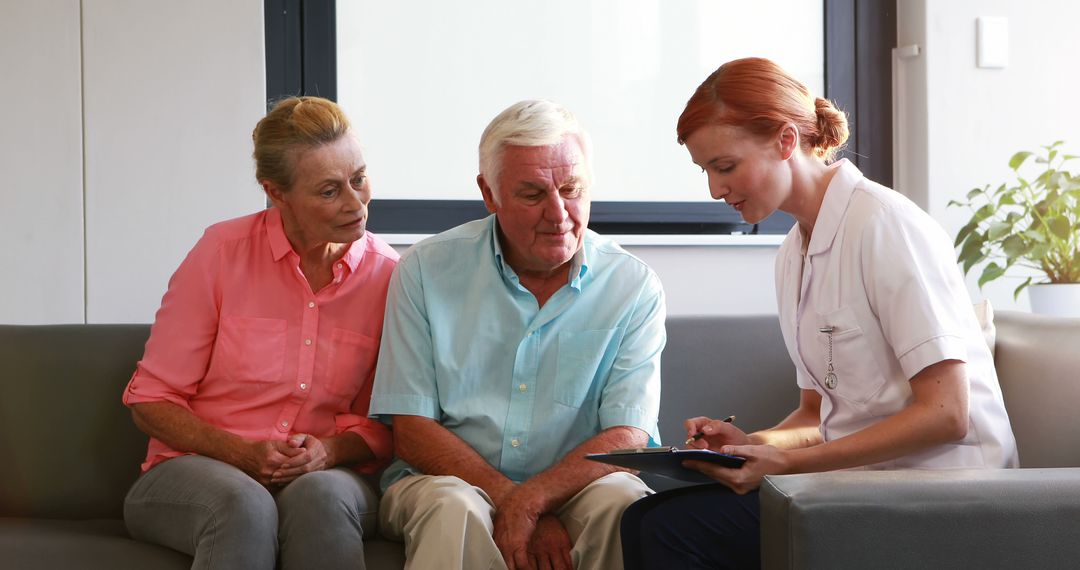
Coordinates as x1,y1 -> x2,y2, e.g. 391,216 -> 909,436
518,383 -> 527,393
336,263 -> 343,269
300,383 -> 308,390
304,338 -> 312,346
281,420 -> 289,427
511,438 -> 520,447
308,301 -> 315,308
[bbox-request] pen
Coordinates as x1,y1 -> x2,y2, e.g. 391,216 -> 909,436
684,415 -> 735,445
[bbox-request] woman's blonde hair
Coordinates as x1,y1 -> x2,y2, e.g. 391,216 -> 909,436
252,96 -> 351,188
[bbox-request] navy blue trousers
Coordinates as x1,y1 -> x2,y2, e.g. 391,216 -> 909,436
620,483 -> 761,570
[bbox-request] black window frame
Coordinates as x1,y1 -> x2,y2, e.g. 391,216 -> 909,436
265,0 -> 895,236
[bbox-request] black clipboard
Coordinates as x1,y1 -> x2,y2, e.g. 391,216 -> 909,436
585,446 -> 746,483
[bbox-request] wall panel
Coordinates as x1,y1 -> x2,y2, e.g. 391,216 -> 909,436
0,0 -> 85,324
82,0 -> 267,323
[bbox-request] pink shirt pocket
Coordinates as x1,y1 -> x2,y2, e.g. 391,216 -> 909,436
217,315 -> 288,385
326,327 -> 379,399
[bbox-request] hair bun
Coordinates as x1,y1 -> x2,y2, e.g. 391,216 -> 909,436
813,97 -> 849,160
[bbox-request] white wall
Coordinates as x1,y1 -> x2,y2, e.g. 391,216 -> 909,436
82,0 -> 266,323
896,0 -> 1080,312
0,0 -> 266,324
0,0 -> 85,324
625,244 -> 779,315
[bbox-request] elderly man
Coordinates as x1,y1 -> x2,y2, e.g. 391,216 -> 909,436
370,100 -> 665,570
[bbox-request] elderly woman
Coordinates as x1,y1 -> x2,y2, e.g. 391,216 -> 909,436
619,58 -> 1018,569
122,96 -> 398,570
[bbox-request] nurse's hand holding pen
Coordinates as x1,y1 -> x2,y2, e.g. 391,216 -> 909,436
682,415 -> 791,495
683,415 -> 747,449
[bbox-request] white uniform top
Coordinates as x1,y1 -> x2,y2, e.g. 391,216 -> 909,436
775,160 -> 1018,469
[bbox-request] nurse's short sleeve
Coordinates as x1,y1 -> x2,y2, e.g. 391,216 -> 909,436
860,204 -> 972,379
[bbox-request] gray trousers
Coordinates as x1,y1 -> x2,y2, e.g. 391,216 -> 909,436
124,455 -> 378,570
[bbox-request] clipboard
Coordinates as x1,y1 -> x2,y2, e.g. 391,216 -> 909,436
585,446 -> 746,483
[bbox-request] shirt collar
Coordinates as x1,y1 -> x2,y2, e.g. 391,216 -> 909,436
265,206 -> 367,271
266,207 -> 293,262
489,215 -> 589,290
806,159 -> 864,256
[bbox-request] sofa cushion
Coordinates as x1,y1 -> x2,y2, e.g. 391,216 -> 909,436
0,325 -> 153,519
761,468 -> 1080,570
660,316 -> 798,443
994,311 -> 1080,467
0,518 -> 190,569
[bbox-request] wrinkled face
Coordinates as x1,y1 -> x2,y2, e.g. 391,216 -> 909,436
267,133 -> 370,249
479,135 -> 591,275
684,124 -> 790,225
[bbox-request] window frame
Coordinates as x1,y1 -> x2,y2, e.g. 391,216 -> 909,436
264,0 -> 895,236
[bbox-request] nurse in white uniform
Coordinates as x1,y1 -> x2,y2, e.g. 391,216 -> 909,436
620,57 -> 1018,570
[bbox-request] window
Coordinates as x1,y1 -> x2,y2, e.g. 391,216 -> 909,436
265,0 -> 895,237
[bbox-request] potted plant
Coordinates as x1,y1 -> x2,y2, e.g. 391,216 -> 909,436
950,141 -> 1080,317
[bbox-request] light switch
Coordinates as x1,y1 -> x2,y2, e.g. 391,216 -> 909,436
977,17 -> 1008,69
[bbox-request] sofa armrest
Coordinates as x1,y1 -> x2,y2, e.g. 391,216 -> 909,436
760,468 -> 1080,569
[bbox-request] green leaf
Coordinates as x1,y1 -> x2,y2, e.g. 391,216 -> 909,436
954,220 -> 978,247
1010,151 -> 1034,170
987,220 -> 1013,240
963,253 -> 985,275
1002,234 -> 1029,259
998,193 -> 1016,206
1024,229 -> 1047,243
978,263 -> 1006,288
975,204 -> 995,221
959,233 -> 986,275
966,187 -> 984,200
1030,242 -> 1052,260
1013,276 -> 1033,301
947,199 -> 964,208
1049,216 -> 1072,239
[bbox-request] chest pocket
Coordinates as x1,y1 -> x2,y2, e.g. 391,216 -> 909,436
555,329 -> 616,408
816,306 -> 886,404
217,316 -> 287,384
326,328 -> 380,399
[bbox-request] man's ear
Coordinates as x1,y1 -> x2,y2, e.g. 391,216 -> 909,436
477,175 -> 498,214
778,123 -> 799,160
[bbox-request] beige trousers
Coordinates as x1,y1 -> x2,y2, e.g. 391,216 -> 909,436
379,472 -> 652,570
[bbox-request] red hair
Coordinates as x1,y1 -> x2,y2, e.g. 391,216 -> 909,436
676,58 -> 848,161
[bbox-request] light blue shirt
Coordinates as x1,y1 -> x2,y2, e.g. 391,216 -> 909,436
370,215 -> 665,489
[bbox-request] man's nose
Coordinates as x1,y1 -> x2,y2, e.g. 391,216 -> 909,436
543,193 -> 569,224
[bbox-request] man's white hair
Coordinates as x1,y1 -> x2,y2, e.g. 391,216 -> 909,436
478,100 -> 593,201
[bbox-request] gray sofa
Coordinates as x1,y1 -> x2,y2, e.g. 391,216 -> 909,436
760,310 -> 1080,569
1,312 -> 1076,568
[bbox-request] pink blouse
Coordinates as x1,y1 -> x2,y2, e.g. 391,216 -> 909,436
123,207 -> 399,473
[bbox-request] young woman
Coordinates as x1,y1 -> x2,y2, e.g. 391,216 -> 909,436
620,57 -> 1017,569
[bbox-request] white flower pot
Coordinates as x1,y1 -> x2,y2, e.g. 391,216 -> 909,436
1028,283 -> 1080,318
